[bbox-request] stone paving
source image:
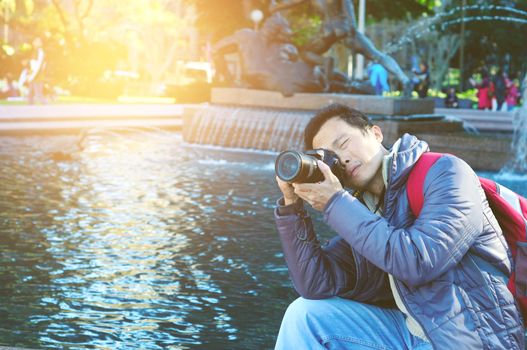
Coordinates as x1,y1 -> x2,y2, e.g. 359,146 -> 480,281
0,104 -> 186,135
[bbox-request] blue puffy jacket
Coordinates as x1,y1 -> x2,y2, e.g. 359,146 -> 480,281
274,134 -> 524,349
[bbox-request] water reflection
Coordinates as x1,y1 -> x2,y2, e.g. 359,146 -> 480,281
0,132 -> 297,349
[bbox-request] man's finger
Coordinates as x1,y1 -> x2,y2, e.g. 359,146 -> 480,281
317,160 -> 333,180
293,183 -> 319,191
293,186 -> 310,199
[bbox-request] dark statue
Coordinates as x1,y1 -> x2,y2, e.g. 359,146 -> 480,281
212,0 -> 407,96
270,0 -> 412,95
213,13 -> 329,96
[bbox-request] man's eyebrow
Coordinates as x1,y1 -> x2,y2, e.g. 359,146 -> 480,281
332,134 -> 347,147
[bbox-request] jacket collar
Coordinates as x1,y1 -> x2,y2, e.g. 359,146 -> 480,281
382,134 -> 429,218
385,133 -> 429,190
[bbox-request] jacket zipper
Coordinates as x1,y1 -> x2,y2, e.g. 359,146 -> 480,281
386,155 -> 435,348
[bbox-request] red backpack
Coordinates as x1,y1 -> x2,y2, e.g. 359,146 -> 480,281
407,152 -> 527,322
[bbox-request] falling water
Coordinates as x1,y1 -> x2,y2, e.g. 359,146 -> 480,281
499,76 -> 527,175
385,5 -> 527,54
182,105 -> 312,152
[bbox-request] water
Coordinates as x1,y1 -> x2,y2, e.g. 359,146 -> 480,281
0,131 -> 526,350
500,76 -> 527,175
183,105 -> 311,151
0,132 -> 326,349
385,5 -> 527,54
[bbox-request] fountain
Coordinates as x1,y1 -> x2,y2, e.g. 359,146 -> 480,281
183,88 -> 516,171
183,4 -> 525,172
384,5 -> 527,54
500,75 -> 527,175
182,90 -> 448,149
2,5 -> 526,350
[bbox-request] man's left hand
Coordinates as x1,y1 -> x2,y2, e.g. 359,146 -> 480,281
293,160 -> 343,211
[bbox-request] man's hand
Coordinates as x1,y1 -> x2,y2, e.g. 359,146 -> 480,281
293,160 -> 343,211
276,176 -> 299,205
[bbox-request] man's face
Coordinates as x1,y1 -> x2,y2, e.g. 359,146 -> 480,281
312,117 -> 384,190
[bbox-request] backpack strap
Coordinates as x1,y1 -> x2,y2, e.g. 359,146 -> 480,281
407,152 -> 444,217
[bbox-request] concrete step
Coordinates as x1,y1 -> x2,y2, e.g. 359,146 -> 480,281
0,104 -> 189,135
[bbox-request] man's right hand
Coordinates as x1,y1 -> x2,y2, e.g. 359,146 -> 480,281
276,176 -> 299,205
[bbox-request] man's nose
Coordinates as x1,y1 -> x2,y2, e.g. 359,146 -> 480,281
334,151 -> 350,165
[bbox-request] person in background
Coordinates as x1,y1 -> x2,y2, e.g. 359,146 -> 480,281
492,69 -> 507,111
444,87 -> 459,108
505,74 -> 520,111
27,37 -> 46,104
367,62 -> 390,96
412,62 -> 429,98
470,71 -> 492,110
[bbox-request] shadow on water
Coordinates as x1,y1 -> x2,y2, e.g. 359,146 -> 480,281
0,132 -> 331,349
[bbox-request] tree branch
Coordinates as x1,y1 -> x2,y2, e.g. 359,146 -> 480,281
81,0 -> 93,20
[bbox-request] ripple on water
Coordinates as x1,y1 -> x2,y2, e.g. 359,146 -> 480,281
0,132 -> 294,349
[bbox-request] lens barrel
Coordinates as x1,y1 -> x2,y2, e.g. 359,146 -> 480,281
275,150 -> 323,183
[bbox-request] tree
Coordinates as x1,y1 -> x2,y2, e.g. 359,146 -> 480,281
457,0 -> 527,83
79,0 -> 197,94
3,0 -> 198,97
187,0 -> 435,43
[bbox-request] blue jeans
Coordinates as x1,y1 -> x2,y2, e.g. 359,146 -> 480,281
275,297 -> 433,350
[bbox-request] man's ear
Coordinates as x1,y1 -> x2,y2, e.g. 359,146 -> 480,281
371,125 -> 383,143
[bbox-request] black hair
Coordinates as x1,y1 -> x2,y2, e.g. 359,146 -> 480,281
304,103 -> 372,150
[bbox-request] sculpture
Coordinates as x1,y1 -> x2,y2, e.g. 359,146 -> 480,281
270,0 -> 413,96
212,13 -> 328,97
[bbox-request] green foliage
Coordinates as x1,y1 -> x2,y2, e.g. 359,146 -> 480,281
288,13 -> 321,48
187,0 -> 436,42
273,1 -> 324,47
361,0 -> 435,21
4,0 -> 196,97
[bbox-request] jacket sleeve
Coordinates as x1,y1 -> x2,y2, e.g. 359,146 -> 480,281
323,155 -> 485,287
275,198 -> 392,302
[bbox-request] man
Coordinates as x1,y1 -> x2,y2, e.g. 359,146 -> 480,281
27,37 -> 47,104
274,103 -> 524,349
444,87 -> 459,108
368,62 -> 390,95
412,62 -> 430,99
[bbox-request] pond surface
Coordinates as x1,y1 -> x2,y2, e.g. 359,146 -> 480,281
0,132 -> 305,349
0,131 -> 525,349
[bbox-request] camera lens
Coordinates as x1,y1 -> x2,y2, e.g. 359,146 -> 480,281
275,149 -> 343,184
275,150 -> 321,183
275,151 -> 302,182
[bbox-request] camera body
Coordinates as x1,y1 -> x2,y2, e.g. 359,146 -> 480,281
275,149 -> 345,184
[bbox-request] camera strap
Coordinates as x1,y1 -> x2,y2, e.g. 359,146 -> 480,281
373,186 -> 386,214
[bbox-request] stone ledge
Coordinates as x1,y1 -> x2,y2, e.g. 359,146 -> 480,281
211,88 -> 435,115
0,119 -> 182,136
415,132 -> 511,171
0,104 -> 185,120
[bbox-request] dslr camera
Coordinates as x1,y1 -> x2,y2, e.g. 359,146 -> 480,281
275,149 -> 345,184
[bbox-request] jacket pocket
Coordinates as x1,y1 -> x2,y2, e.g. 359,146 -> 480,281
515,242 -> 527,297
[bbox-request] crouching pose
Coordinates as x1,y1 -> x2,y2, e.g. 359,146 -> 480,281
274,104 -> 524,349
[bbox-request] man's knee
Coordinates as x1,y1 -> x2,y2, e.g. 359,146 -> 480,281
282,298 -> 324,323
283,297 -> 363,322
286,297 -> 313,314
